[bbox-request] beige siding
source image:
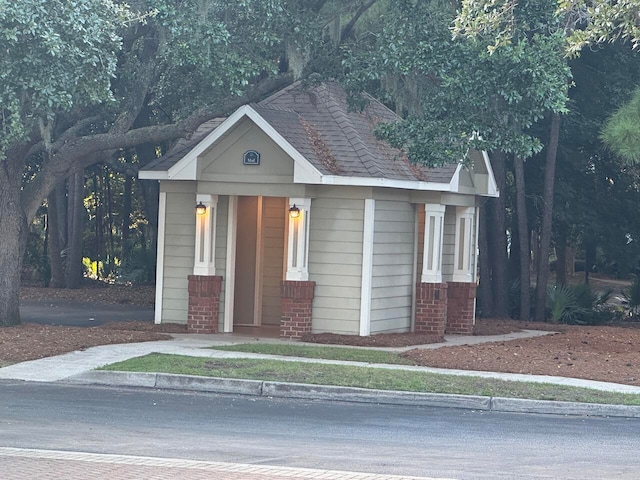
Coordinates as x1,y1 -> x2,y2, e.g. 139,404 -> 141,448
370,201 -> 415,334
442,206 -> 456,281
161,190 -> 196,324
261,197 -> 286,325
200,118 -> 294,184
308,195 -> 364,335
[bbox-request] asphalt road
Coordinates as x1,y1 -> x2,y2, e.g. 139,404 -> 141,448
19,299 -> 154,326
0,382 -> 638,479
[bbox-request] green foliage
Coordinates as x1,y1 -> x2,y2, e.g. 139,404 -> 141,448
546,283 -> 616,325
0,0 -> 126,157
454,0 -> 640,56
344,0 -> 570,166
621,275 -> 640,317
601,86 -> 640,164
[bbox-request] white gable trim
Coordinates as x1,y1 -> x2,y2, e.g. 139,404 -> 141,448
165,105 -> 323,182
139,170 -> 168,180
480,150 -> 499,197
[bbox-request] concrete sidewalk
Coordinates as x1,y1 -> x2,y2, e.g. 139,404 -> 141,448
1,330 -> 639,418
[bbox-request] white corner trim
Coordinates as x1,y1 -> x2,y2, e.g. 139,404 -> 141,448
359,199 -> 375,336
223,196 -> 238,333
449,163 -> 463,193
154,191 -> 167,324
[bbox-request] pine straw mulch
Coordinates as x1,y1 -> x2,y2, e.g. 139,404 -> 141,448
20,284 -> 155,306
402,319 -> 640,387
0,323 -> 174,366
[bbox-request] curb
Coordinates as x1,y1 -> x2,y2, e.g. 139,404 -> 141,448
66,371 -> 640,419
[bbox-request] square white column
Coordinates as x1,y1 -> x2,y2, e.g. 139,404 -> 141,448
193,193 -> 218,276
421,204 -> 446,283
453,206 -> 475,282
286,197 -> 311,281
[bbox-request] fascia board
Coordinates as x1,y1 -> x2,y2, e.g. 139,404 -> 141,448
139,170 -> 169,180
320,175 -> 452,192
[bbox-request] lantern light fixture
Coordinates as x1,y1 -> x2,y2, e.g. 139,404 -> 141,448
289,204 -> 301,219
195,202 -> 207,216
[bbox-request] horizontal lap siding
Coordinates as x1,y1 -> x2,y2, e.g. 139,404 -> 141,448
370,201 -> 415,334
308,196 -> 364,335
162,192 -> 195,324
261,197 -> 285,326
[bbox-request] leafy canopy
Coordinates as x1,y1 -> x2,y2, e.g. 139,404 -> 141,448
0,0 -> 127,156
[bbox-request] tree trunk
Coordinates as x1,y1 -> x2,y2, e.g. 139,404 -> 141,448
487,150 -> 509,317
477,202 -> 494,317
556,230 -> 567,287
534,114 -> 561,321
65,171 -> 85,289
47,187 -> 65,288
0,169 -> 28,326
513,156 -> 531,321
121,174 -> 132,263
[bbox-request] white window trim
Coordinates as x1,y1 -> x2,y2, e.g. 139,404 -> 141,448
193,194 -> 218,276
421,204 -> 446,283
453,206 -> 475,282
286,197 -> 311,281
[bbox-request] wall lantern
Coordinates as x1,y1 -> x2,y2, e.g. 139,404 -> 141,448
289,204 -> 301,219
195,202 -> 207,216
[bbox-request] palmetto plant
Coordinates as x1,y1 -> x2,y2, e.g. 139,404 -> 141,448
546,285 -> 583,324
621,276 -> 640,317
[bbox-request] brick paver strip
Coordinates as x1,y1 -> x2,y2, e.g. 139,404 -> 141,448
0,447 -> 455,480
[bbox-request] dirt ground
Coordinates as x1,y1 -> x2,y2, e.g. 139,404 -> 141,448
4,285 -> 640,387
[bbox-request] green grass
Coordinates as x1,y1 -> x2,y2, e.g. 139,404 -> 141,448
100,353 -> 640,406
209,343 -> 414,365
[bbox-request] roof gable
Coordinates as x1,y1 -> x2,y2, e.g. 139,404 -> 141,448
139,81 -> 497,196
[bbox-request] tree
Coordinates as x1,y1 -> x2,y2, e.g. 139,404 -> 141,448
344,0 -> 569,319
1,0 -> 383,325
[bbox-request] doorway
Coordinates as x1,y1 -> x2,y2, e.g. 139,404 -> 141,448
232,196 -> 286,332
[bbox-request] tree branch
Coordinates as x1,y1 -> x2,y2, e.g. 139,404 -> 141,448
22,73 -> 294,221
341,0 -> 378,43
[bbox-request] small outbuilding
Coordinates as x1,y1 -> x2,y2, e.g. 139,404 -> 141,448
139,81 -> 498,338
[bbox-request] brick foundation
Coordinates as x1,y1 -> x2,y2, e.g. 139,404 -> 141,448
446,282 -> 477,335
280,281 -> 315,339
187,275 -> 223,334
415,283 -> 448,340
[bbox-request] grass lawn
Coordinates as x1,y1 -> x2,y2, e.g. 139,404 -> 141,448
209,343 -> 414,365
100,353 -> 640,406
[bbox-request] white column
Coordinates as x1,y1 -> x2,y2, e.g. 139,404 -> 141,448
286,197 -> 311,281
421,204 -> 446,283
453,206 -> 475,282
193,193 -> 218,276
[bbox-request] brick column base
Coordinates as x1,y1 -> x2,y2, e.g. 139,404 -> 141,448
187,275 -> 223,334
280,281 -> 315,339
415,283 -> 448,340
446,282 -> 477,335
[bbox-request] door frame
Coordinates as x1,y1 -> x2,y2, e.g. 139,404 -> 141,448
224,195 -> 269,331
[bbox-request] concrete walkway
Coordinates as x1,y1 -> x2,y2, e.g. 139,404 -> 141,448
1,328 -> 640,419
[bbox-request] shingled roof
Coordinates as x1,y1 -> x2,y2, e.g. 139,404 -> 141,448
140,81 -> 457,184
